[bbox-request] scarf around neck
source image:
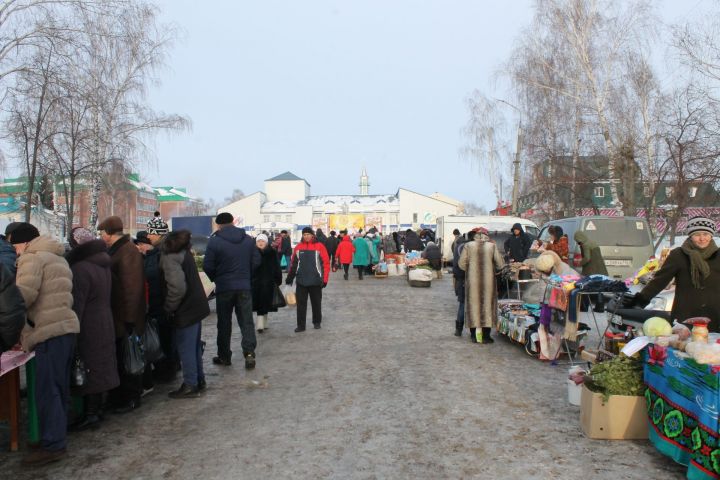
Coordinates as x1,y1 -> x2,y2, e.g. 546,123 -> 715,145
681,237 -> 718,289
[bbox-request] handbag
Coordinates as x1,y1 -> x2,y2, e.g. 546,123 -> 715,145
271,285 -> 287,309
70,351 -> 87,388
142,317 -> 164,363
123,334 -> 145,376
280,255 -> 288,268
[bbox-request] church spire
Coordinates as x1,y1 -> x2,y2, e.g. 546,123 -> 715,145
359,167 -> 370,195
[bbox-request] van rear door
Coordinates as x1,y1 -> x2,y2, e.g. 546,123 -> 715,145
581,218 -> 653,279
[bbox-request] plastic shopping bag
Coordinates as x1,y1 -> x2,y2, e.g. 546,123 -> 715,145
282,285 -> 296,307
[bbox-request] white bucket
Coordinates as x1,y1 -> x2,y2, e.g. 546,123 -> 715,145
567,366 -> 585,406
567,379 -> 582,406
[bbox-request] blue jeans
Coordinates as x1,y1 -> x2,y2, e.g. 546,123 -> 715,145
35,333 -> 75,451
215,290 -> 256,360
174,322 -> 204,388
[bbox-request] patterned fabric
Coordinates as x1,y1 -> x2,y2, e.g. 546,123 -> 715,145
645,347 -> 720,479
686,216 -> 718,237
147,217 -> 169,235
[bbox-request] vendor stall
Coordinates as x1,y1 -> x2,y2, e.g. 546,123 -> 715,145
644,346 -> 720,479
0,350 -> 38,451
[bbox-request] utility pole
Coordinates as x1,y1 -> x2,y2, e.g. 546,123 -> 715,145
511,123 -> 522,216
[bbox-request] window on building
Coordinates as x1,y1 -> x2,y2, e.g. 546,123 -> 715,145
593,186 -> 605,198
274,215 -> 281,222
665,186 -> 674,198
263,215 -> 270,223
413,213 -> 418,223
689,186 -> 698,198
643,186 -> 651,197
285,215 -> 292,223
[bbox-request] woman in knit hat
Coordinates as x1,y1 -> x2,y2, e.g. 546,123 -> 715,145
630,216 -> 720,331
251,233 -> 283,333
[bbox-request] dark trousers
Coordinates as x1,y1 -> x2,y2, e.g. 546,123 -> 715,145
109,337 -> 143,407
35,333 -> 75,451
456,300 -> 465,331
342,264 -> 350,275
175,321 -> 204,388
329,253 -> 336,266
216,290 -> 256,360
355,265 -> 364,279
296,284 -> 322,328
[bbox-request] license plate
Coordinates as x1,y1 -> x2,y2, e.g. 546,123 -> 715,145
605,259 -> 632,267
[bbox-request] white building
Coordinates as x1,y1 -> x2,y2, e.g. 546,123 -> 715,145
218,171 -> 462,240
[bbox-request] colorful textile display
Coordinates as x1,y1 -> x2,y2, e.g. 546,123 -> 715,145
644,346 -> 720,479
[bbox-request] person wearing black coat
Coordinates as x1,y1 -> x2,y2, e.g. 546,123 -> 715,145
404,229 -> 424,252
160,229 -> 211,398
0,262 -> 24,353
325,231 -> 339,267
66,229 -> 119,431
252,234 -> 283,333
503,223 -> 532,262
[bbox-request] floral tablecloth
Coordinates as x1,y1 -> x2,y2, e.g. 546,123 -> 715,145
644,347 -> 720,479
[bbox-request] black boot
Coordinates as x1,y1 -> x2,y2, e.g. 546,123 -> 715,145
70,393 -> 102,432
454,328 -> 462,337
481,327 -> 494,344
469,328 -> 477,343
244,351 -> 256,369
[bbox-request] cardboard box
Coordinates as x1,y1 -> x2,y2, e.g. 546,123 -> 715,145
580,384 -> 648,440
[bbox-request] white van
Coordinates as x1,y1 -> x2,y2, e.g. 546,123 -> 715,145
436,215 -> 539,263
536,216 -> 654,280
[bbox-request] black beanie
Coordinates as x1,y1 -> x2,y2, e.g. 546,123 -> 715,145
302,227 -> 314,235
10,222 -> 40,244
215,212 -> 234,225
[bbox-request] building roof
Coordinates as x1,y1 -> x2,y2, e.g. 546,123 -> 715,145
265,172 -> 310,186
261,194 -> 400,210
154,186 -> 193,202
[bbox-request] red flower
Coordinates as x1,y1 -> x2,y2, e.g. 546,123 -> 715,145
684,427 -> 693,437
701,445 -> 712,457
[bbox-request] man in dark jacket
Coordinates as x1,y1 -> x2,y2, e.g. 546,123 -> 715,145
203,212 -> 261,369
99,215 -> 146,413
452,231 -> 473,337
161,229 -> 211,398
0,263 -> 24,353
325,230 -> 339,267
404,229 -> 424,252
0,232 -> 17,276
504,223 -> 532,262
285,227 -> 330,332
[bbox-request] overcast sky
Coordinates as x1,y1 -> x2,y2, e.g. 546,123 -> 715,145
144,0 -> 705,210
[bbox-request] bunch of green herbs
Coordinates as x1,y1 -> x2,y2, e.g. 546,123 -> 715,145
585,355 -> 644,400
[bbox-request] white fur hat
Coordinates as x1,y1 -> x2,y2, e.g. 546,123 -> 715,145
256,233 -> 268,243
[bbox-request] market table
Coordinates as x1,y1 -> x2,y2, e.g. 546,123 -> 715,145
644,346 -> 720,480
0,350 -> 38,451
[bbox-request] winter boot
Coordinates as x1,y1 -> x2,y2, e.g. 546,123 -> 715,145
69,393 -> 102,432
481,327 -> 494,344
454,327 -> 462,337
256,315 -> 267,333
469,328 -> 477,343
244,351 -> 256,370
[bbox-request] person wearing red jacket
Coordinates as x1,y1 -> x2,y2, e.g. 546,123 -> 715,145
285,227 -> 330,332
334,235 -> 355,280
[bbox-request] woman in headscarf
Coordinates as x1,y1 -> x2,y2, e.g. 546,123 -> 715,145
630,216 -> 720,331
252,234 -> 283,333
544,226 -> 569,262
66,227 -> 119,431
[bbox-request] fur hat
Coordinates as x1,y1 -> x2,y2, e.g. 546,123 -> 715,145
302,227 -> 314,235
9,222 -> 40,244
215,212 -> 234,225
147,218 -> 169,235
256,233 -> 268,243
70,227 -> 95,248
98,216 -> 123,235
685,216 -> 717,237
